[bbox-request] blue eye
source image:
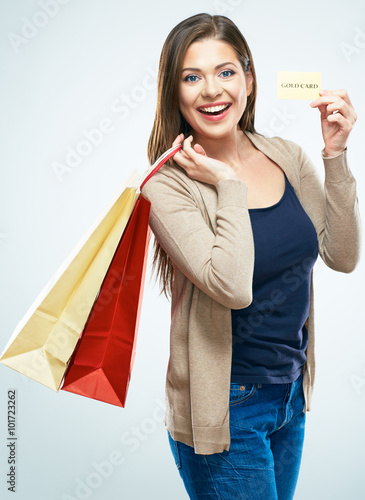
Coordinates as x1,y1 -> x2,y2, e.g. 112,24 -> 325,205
183,75 -> 199,82
183,70 -> 235,83
221,70 -> 235,78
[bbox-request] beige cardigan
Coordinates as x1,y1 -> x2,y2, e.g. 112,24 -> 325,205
141,131 -> 362,455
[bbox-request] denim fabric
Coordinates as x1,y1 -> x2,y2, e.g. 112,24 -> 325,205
167,371 -> 306,499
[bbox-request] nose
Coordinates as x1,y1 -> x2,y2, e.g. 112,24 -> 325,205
201,76 -> 223,98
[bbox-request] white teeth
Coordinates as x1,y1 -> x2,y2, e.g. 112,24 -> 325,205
199,104 -> 229,113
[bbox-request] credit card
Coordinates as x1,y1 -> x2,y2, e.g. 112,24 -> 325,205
277,72 -> 322,100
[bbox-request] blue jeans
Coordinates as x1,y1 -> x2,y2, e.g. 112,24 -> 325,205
167,371 -> 306,499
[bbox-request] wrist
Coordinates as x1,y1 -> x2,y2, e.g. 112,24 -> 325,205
323,147 -> 347,159
215,173 -> 238,185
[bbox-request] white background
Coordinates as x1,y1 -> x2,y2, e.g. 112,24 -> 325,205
0,0 -> 364,499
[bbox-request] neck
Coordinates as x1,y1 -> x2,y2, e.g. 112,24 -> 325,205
191,128 -> 254,171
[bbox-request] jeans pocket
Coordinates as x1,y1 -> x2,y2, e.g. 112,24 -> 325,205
167,430 -> 182,469
229,382 -> 257,406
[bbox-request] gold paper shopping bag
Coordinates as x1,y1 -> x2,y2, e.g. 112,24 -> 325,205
60,143 -> 182,407
0,170 -> 141,391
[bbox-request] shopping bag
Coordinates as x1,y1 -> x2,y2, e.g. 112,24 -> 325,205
0,143 -> 182,397
0,170 -> 141,391
60,195 -> 150,406
60,143 -> 182,406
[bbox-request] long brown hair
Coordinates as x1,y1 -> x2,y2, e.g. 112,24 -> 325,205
147,13 -> 260,299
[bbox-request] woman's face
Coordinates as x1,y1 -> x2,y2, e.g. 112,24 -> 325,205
178,38 -> 253,140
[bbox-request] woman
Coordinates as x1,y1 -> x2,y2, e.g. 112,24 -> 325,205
141,13 -> 361,500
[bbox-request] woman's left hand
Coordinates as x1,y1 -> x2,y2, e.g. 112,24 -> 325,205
310,89 -> 357,157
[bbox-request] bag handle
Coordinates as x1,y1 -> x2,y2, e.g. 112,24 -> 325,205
139,143 -> 182,191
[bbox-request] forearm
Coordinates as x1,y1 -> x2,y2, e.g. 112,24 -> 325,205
321,148 -> 362,272
142,172 -> 255,308
300,146 -> 362,273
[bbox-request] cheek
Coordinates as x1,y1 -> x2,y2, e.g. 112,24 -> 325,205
232,82 -> 246,103
179,88 -> 196,111
179,92 -> 193,111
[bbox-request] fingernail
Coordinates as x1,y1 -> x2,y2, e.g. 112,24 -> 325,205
319,90 -> 328,95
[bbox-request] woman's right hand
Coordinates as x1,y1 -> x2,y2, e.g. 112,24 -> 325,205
172,133 -> 239,187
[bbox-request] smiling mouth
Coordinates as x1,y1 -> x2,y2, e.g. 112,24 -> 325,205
198,104 -> 232,115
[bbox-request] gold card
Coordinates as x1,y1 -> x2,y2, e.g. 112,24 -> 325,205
277,72 -> 322,100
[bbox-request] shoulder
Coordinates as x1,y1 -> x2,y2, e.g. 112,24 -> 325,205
246,131 -> 305,159
141,161 -> 200,203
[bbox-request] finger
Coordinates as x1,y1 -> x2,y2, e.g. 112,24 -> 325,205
172,133 -> 184,147
173,136 -> 195,164
172,134 -> 190,165
326,112 -> 353,132
316,98 -> 356,124
320,89 -> 353,107
181,136 -> 200,159
310,96 -> 353,122
173,148 -> 190,164
311,90 -> 353,109
193,143 -> 207,156
171,149 -> 193,170
174,134 -> 192,153
326,100 -> 353,121
316,103 -> 329,122
310,95 -> 341,108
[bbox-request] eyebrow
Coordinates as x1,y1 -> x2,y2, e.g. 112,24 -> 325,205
181,62 -> 238,73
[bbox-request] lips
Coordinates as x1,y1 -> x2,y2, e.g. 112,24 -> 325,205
197,102 -> 232,115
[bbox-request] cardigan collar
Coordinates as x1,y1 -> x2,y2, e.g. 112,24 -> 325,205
192,131 -> 303,233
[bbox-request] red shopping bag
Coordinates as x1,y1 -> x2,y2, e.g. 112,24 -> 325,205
60,195 -> 150,406
61,143 -> 182,407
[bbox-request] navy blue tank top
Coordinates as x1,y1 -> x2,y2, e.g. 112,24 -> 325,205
231,172 -> 319,384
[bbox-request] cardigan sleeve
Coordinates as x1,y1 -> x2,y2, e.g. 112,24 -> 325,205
141,169 -> 255,309
291,142 -> 362,273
